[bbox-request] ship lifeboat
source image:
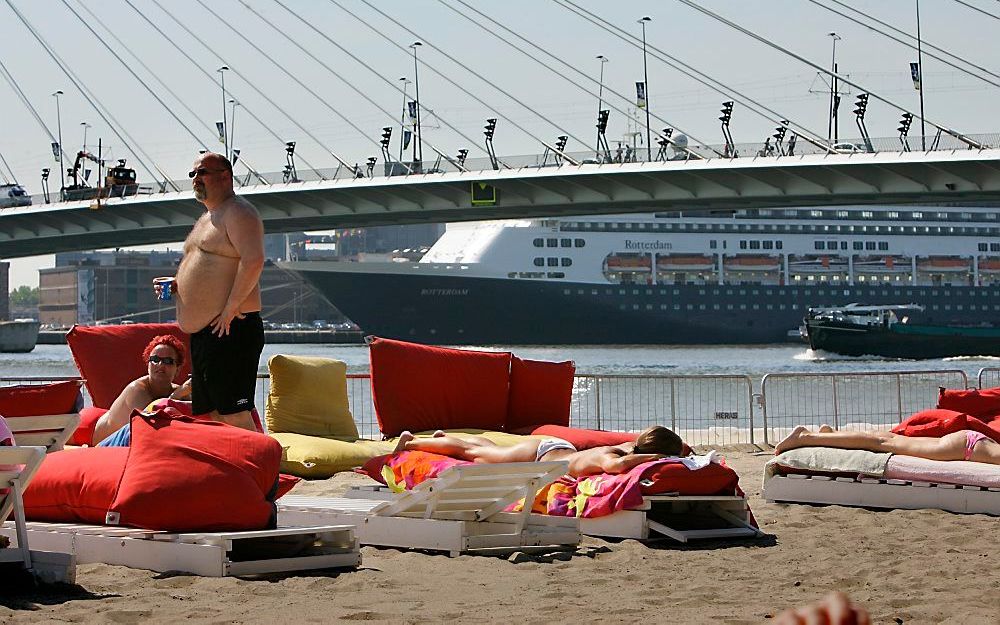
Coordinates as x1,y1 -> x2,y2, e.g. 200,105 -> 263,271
979,257 -> 1000,273
788,254 -> 848,271
723,254 -> 782,271
655,254 -> 715,271
605,254 -> 652,270
853,255 -> 912,272
916,256 -> 972,273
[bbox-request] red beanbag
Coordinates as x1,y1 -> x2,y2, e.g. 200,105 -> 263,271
0,380 -> 82,417
369,337 -> 512,437
892,408 -> 1000,442
639,460 -> 739,496
22,447 -> 128,524
67,323 -> 191,409
937,387 -> 1000,419
109,410 -> 281,532
72,406 -> 106,446
505,357 -> 575,431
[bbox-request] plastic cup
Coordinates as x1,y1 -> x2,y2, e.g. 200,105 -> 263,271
153,277 -> 175,301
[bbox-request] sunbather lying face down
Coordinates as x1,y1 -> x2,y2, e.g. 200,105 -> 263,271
775,425 -> 1000,465
92,335 -> 193,445
393,425 -> 684,478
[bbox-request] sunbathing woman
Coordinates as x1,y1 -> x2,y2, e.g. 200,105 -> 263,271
775,424 -> 1000,465
92,335 -> 192,445
393,425 -> 684,477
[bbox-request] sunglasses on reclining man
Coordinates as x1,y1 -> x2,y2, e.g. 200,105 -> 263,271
148,355 -> 177,365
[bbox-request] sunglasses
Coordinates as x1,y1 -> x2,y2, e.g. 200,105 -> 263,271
148,355 -> 177,365
188,168 -> 227,178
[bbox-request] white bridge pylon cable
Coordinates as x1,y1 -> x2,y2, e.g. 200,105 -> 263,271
810,0 -> 1000,86
3,0 -> 177,191
268,0 -> 490,165
343,0 -> 591,162
556,0 -> 835,155
0,57 -> 60,163
677,0 -> 986,150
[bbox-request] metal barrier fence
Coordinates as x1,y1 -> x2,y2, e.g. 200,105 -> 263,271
977,367 -> 1000,390
2,369 -> 972,448
758,369 -> 968,445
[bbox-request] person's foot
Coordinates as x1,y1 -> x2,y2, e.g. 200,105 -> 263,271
818,424 -> 834,433
432,430 -> 446,438
394,431 -> 415,453
775,425 -> 810,455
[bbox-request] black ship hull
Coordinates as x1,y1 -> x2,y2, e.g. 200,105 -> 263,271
295,267 -> 1000,346
806,321 -> 1000,359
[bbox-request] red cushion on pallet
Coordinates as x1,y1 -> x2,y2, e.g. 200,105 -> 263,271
528,424 -> 637,449
639,460 -> 740,496
892,408 -> 1000,442
937,387 -> 1000,419
71,406 -> 106,446
368,337 -> 512,437
505,357 -> 575,431
22,447 -> 128,524
109,410 -> 281,532
0,380 -> 82,417
67,323 -> 191,409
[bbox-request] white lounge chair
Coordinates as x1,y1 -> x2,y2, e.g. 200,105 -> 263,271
278,461 -> 580,557
6,413 -> 80,452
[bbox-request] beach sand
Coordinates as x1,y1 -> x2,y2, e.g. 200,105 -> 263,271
3,449 -> 998,624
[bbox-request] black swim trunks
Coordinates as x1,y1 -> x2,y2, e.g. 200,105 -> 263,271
190,312 -> 264,416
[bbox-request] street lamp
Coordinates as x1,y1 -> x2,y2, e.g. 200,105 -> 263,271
218,65 -> 229,159
638,17 -> 652,162
409,42 -> 423,170
228,99 -> 239,163
915,0 -> 926,150
80,122 -> 91,151
52,90 -> 64,200
596,55 -> 609,155
398,76 -> 411,162
827,32 -> 841,143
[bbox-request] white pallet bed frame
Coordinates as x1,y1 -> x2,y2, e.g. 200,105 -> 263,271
278,461 -> 580,557
763,473 -> 1000,515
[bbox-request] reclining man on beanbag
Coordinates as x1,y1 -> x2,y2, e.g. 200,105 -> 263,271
92,335 -> 192,446
393,425 -> 684,478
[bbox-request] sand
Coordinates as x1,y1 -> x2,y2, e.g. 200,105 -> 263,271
3,450 -> 998,624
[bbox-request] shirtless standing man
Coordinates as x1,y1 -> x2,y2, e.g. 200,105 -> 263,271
156,152 -> 265,431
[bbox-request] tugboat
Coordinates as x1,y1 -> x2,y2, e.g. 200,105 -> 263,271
804,303 -> 1000,359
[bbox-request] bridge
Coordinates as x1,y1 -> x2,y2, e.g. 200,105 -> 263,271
2,148 -> 999,258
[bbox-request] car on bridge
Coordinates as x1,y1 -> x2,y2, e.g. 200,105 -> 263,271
1,184 -> 31,208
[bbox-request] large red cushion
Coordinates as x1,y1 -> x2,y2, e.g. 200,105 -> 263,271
67,323 -> 191,409
72,406 -> 107,446
368,337 -> 512,437
505,357 -> 575,431
23,447 -> 128,524
529,424 -> 637,449
892,408 -> 1000,442
0,380 -> 81,417
639,460 -> 740,496
109,410 -> 281,532
937,387 -> 1000,419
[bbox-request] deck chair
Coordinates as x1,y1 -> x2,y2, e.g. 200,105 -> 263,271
0,444 -> 76,582
278,461 -> 580,557
7,413 -> 80,452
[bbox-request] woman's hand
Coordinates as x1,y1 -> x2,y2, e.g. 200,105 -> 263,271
169,378 -> 193,400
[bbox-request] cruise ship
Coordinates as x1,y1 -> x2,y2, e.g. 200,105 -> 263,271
282,205 -> 1000,345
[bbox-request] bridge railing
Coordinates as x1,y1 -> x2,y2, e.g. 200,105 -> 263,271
15,132 -> 999,209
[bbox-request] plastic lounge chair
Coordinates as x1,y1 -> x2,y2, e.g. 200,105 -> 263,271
7,413 -> 80,452
0,444 -> 76,582
278,461 -> 581,557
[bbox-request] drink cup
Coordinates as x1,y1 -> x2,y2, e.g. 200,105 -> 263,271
153,277 -> 175,301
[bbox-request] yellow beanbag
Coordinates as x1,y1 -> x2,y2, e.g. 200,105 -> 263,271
266,354 -> 359,438
272,433 -> 394,478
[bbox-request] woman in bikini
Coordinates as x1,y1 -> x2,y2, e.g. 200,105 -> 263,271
392,425 -> 684,478
92,335 -> 192,445
775,424 -> 1000,465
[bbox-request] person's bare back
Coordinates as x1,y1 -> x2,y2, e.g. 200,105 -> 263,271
175,195 -> 262,333
544,444 -> 665,477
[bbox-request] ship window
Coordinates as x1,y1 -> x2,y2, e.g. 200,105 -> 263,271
840,241 -> 848,250
710,240 -> 717,249
912,212 -> 923,219
937,212 -> 948,219
826,241 -> 837,250
723,240 -> 728,249
853,241 -> 863,250
776,241 -> 783,249
862,211 -> 873,218
508,272 -> 517,278
575,239 -> 585,247
591,289 -> 598,295
783,210 -> 798,217
763,241 -> 773,249
888,211 -> 900,219
533,258 -> 544,267
547,257 -> 558,266
810,210 -> 822,218
865,242 -> 876,250
878,242 -> 888,250
836,210 -> 849,218
533,238 -> 544,248
979,243 -> 989,251
740,241 -> 747,249
548,272 -> 564,278
561,258 -> 572,267
560,238 -> 571,247
992,243 -> 1000,252
660,304 -> 667,310
750,241 -> 760,249
547,238 -> 557,247
814,241 -> 823,250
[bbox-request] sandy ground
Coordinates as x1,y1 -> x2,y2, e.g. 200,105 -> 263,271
3,449 -> 998,624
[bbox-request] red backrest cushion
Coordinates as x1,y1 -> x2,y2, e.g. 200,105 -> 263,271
0,380 -> 82,417
937,387 -> 1000,418
109,410 -> 281,532
67,323 -> 191,409
368,337 -> 512,437
529,424 -> 637,449
639,461 -> 740,496
72,406 -> 107,446
505,357 -> 575,431
23,447 -> 129,524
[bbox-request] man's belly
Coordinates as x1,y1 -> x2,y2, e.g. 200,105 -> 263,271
176,251 -> 243,333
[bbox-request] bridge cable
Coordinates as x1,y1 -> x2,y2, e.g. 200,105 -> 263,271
138,0 -> 327,181
190,0 -> 412,176
953,0 -> 1000,20
0,148 -> 16,185
809,0 -> 1000,86
267,0 -> 492,164
0,56 -> 68,179
677,0 -> 986,150
341,0 -> 592,158
554,0 -> 834,155
3,0 -> 176,191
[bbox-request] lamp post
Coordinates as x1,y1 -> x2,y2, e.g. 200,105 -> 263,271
218,65 -> 229,159
638,17 -> 652,162
228,99 -> 239,163
52,90 -> 64,200
827,32 -> 841,143
398,76 -> 411,162
596,55 -> 608,154
915,0 -> 926,150
409,42 -> 423,170
80,122 -> 91,151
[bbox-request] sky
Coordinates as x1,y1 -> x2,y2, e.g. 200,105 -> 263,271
1,0 -> 998,288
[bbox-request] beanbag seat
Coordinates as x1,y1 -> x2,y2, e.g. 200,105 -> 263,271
271,432 -> 393,479
265,355 -> 357,438
937,387 -> 1000,419
505,356 -> 575,431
